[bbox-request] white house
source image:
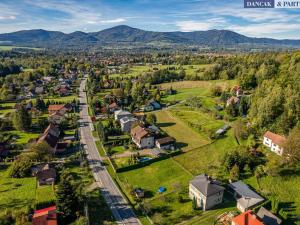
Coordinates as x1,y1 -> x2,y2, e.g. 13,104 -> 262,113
263,131 -> 286,156
114,109 -> 132,121
131,125 -> 154,149
189,174 -> 225,211
120,117 -> 138,133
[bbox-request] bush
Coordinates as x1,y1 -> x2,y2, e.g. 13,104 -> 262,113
9,154 -> 34,178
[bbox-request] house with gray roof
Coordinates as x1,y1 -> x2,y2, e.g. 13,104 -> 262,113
120,117 -> 138,133
228,181 -> 264,212
257,207 -> 282,225
189,174 -> 225,211
114,109 -> 133,121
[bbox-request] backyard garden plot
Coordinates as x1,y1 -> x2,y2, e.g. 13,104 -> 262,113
155,110 -> 209,151
0,102 -> 16,116
6,130 -> 40,145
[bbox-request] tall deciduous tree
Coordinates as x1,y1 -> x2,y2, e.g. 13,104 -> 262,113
283,128 -> 300,165
12,107 -> 31,131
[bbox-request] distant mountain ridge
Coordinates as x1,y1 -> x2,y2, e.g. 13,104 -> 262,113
0,25 -> 299,49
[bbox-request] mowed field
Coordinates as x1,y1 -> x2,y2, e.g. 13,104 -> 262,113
109,64 -> 214,79
0,165 -> 55,215
155,110 -> 209,151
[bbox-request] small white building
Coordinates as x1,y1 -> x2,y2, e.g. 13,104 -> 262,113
155,137 -> 175,150
120,117 -> 138,133
189,174 -> 225,211
114,109 -> 132,121
263,131 -> 286,156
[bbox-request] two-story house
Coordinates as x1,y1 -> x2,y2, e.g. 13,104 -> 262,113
263,131 -> 286,156
189,174 -> 225,211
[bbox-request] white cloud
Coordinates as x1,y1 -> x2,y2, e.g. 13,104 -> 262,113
87,18 -> 126,25
228,23 -> 300,39
176,17 -> 227,31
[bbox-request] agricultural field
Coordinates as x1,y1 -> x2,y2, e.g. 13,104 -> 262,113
0,45 -> 43,51
109,64 -> 214,79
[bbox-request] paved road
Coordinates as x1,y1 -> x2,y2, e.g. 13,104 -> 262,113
78,77 -> 141,225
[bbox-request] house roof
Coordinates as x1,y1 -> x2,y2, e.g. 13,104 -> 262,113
38,133 -> 59,149
109,102 -> 118,109
263,131 -> 286,147
156,136 -> 175,146
48,104 -> 66,111
190,174 -> 225,197
120,116 -> 138,124
131,125 -> 152,144
257,207 -> 282,225
33,206 -> 57,225
36,168 -> 56,181
228,181 -> 264,209
115,109 -> 132,117
232,210 -> 264,225
43,124 -> 60,137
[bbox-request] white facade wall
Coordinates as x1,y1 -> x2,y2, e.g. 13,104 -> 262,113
263,137 -> 284,155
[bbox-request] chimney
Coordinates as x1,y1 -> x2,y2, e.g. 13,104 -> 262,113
245,212 -> 248,225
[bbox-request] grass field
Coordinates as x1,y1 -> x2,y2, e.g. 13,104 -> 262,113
8,130 -> 40,145
109,64 -> 214,79
0,164 -> 55,214
173,129 -> 238,178
0,45 -> 43,51
169,106 -> 224,141
155,110 -> 209,151
159,80 -> 236,90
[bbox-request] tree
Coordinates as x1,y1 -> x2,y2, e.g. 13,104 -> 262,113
145,113 -> 157,125
230,164 -> 240,181
35,98 -> 46,111
283,127 -> 300,165
210,85 -> 222,97
233,119 -> 248,142
56,171 -> 80,223
12,107 -> 31,131
30,141 -> 52,161
9,154 -> 34,178
192,197 -> 197,210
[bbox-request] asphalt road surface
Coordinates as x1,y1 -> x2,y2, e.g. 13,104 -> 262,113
79,77 -> 141,225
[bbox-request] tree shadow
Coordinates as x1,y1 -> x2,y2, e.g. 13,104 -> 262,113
176,142 -> 188,148
157,122 -> 176,128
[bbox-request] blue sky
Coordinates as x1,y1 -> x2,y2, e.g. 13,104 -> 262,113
0,0 -> 300,39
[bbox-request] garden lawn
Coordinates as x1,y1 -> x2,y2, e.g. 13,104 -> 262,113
44,95 -> 77,103
35,185 -> 55,206
155,110 -> 209,151
8,130 -> 40,145
0,165 -> 37,215
118,158 -> 193,201
173,129 -> 238,178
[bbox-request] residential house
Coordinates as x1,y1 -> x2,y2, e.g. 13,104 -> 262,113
120,117 -> 138,133
263,131 -> 286,156
134,188 -> 145,198
189,174 -> 225,211
131,125 -> 155,149
232,210 -> 264,225
32,206 -> 57,225
35,86 -> 44,95
228,181 -> 264,212
108,102 -> 119,112
37,124 -> 60,154
36,165 -> 56,186
257,207 -> 282,225
48,104 -> 68,115
155,136 -> 175,150
48,111 -> 65,124
54,84 -> 71,96
114,109 -> 132,121
144,100 -> 161,112
226,96 -> 240,107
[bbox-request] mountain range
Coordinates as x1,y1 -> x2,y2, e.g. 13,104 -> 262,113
0,25 -> 299,49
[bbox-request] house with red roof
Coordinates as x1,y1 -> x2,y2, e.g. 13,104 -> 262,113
32,206 -> 57,225
48,104 -> 68,115
232,210 -> 264,225
263,131 -> 286,156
